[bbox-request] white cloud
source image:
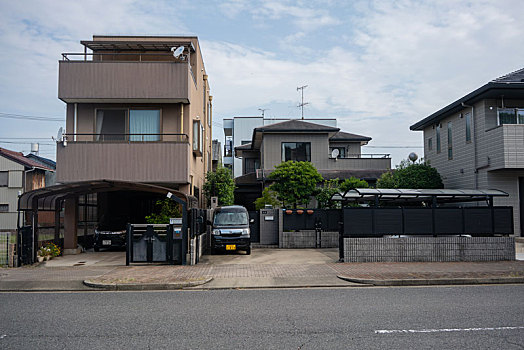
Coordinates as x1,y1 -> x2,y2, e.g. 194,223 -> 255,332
1,0 -> 523,166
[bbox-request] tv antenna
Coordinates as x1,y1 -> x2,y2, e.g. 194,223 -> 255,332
258,108 -> 269,118
297,85 -> 308,119
171,46 -> 184,59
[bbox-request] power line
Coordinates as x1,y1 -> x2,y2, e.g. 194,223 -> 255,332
0,141 -> 55,145
0,112 -> 64,122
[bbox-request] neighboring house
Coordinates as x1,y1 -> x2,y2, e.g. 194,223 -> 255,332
212,139 -> 222,172
234,119 -> 392,209
223,116 -> 337,178
410,67 -> 524,236
25,153 -> 56,187
0,148 -> 54,233
57,35 -> 212,204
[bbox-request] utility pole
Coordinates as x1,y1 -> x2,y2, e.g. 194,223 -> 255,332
258,108 -> 269,118
297,85 -> 308,120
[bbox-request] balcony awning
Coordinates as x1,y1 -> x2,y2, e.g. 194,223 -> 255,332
331,188 -> 509,204
81,40 -> 196,52
19,180 -> 194,212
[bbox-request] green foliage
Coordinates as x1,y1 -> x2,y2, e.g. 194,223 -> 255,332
376,171 -> 397,188
340,177 -> 369,193
254,187 -> 280,210
145,198 -> 182,224
269,161 -> 323,208
203,165 -> 235,206
316,179 -> 341,209
377,159 -> 444,189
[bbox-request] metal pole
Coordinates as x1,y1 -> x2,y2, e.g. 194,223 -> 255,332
297,85 -> 308,120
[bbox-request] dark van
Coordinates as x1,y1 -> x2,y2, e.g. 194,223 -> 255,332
211,205 -> 252,255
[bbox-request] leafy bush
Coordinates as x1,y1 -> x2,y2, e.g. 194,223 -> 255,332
377,159 -> 443,189
203,165 -> 235,206
255,188 -> 280,210
145,198 -> 182,224
269,161 -> 323,208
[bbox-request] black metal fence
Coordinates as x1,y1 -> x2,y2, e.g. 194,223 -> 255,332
343,206 -> 514,237
283,209 -> 341,232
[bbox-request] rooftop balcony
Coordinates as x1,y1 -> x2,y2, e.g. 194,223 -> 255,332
56,133 -> 190,184
58,53 -> 195,103
485,124 -> 524,170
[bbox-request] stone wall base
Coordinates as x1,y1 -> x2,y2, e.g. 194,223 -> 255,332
343,236 -> 515,262
281,231 -> 338,248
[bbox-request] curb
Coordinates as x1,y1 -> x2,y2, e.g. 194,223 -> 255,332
83,277 -> 214,291
337,275 -> 524,286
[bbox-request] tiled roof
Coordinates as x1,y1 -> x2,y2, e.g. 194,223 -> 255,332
26,154 -> 56,169
411,67 -> 524,131
492,67 -> 524,83
254,119 -> 340,133
330,131 -> 371,142
0,147 -> 54,171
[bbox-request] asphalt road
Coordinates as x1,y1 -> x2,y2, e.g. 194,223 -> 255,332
0,285 -> 523,349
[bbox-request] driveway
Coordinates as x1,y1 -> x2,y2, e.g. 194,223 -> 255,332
199,248 -> 339,265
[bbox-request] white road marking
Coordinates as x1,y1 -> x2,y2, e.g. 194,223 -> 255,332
0,335 -> 6,339
375,326 -> 524,334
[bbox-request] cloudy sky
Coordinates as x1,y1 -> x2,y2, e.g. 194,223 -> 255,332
0,0 -> 523,165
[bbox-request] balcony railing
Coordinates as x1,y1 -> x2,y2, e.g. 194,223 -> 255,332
56,134 -> 191,183
63,133 -> 188,143
329,153 -> 391,159
61,52 -> 198,87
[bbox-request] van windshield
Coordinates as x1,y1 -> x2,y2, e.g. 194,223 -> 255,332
213,211 -> 249,226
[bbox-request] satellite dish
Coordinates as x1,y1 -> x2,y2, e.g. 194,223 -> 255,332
171,46 -> 184,59
57,127 -> 63,141
331,149 -> 340,158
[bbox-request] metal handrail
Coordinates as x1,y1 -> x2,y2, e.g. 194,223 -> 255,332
62,133 -> 189,143
62,52 -> 183,61
330,153 -> 391,159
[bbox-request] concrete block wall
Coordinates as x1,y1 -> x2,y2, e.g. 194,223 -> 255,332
281,231 -> 338,248
343,236 -> 515,262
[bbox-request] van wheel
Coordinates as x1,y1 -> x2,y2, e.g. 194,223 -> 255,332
246,247 -> 251,255
94,246 -> 100,252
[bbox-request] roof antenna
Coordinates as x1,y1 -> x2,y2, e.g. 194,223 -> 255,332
297,85 -> 308,120
258,108 -> 269,118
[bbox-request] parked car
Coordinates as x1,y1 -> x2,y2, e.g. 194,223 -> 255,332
210,205 -> 252,255
93,216 -> 128,252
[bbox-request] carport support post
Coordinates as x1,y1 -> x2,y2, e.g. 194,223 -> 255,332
63,196 -> 79,255
54,199 -> 61,246
31,198 -> 39,264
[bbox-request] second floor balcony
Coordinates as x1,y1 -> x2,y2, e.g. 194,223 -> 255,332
326,153 -> 391,171
58,53 -> 195,103
485,124 -> 524,170
56,133 -> 190,184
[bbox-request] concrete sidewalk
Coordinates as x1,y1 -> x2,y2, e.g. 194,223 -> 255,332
1,249 -> 523,291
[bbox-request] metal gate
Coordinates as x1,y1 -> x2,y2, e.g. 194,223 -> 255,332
248,211 -> 260,243
18,226 -> 33,266
126,224 -> 186,265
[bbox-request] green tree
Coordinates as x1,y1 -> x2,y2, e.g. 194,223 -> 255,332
269,161 -> 323,208
145,198 -> 182,224
254,187 -> 280,210
203,165 -> 235,206
316,179 -> 341,209
340,176 -> 369,193
377,159 -> 443,189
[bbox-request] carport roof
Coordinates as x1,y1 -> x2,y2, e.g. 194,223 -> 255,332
331,188 -> 509,204
19,180 -> 192,211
